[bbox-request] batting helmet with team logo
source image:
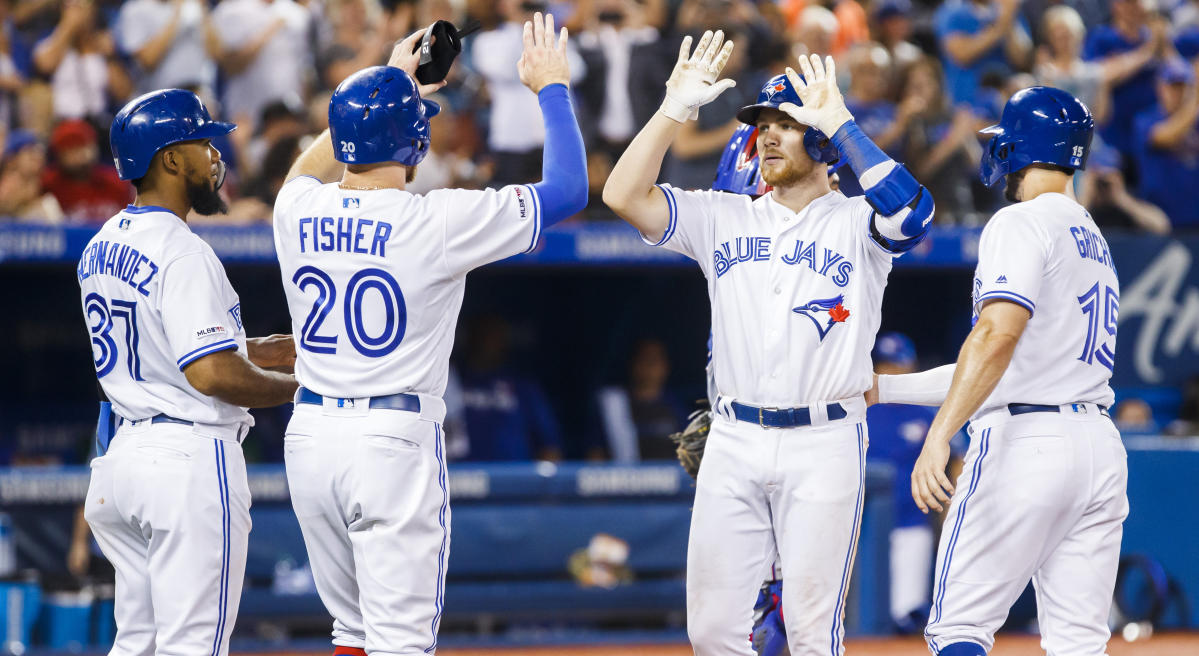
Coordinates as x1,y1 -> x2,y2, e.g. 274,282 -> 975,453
714,122 -> 767,195
735,73 -> 840,166
110,89 -> 236,181
328,66 -> 441,167
979,86 -> 1094,188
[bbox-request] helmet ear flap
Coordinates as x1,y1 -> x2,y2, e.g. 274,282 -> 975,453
803,128 -> 840,165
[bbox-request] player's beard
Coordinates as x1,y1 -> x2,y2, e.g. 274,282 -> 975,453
406,165 -> 417,184
186,175 -> 228,215
761,156 -> 807,188
184,162 -> 228,216
1004,169 -> 1027,203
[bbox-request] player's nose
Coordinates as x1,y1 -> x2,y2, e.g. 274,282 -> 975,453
209,142 -> 222,164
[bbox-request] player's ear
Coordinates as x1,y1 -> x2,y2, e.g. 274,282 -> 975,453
158,147 -> 182,177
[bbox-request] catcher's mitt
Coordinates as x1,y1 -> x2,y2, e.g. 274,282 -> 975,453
670,401 -> 712,479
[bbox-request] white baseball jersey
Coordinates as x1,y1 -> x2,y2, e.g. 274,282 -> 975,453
650,185 -> 896,406
272,176 -> 542,398
971,192 -> 1118,414
77,205 -> 250,428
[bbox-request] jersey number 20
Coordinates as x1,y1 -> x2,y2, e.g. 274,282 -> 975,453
292,266 -> 406,357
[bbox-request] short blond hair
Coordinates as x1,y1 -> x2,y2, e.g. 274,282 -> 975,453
1042,5 -> 1086,44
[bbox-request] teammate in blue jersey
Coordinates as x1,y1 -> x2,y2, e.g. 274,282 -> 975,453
271,17 -> 586,655
80,89 -> 298,656
865,333 -> 942,634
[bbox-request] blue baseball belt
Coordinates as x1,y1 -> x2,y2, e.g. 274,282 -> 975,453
296,386 -> 421,413
730,400 -> 848,428
1008,403 -> 1109,418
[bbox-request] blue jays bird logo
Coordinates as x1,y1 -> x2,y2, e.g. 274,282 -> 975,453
792,294 -> 851,340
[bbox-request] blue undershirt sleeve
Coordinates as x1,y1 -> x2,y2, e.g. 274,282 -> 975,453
530,84 -> 589,227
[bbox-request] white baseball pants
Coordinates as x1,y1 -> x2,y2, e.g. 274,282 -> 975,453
687,403 -> 868,656
925,408 -> 1128,655
85,423 -> 250,656
284,400 -> 450,656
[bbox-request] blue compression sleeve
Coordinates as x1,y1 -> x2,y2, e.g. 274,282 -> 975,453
830,120 -> 890,175
831,119 -> 933,252
531,84 -> 588,227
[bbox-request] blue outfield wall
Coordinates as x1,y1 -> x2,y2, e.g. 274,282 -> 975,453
4,222 -> 1199,392
2,444 -> 1198,636
0,462 -> 894,636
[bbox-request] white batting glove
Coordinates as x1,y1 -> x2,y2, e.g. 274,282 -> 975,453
660,30 -> 737,123
777,54 -> 854,137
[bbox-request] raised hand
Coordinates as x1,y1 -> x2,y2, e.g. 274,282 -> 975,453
387,28 -> 448,97
660,30 -> 736,123
778,54 -> 853,137
518,12 -> 571,94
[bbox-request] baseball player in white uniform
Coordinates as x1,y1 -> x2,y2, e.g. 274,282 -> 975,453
873,87 -> 1127,655
271,18 -> 586,655
81,89 -> 298,656
604,38 -> 935,655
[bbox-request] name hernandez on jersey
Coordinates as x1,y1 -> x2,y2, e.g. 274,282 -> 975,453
77,206 -> 250,428
646,184 -> 896,406
971,192 -> 1118,414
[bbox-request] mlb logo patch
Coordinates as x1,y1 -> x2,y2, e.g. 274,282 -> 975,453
118,217 -> 131,230
343,198 -> 360,209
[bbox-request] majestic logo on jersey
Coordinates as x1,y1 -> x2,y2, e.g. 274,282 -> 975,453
995,275 -> 1007,284
792,294 -> 851,341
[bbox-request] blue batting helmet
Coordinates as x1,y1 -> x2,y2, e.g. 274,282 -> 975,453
328,66 -> 441,167
979,86 -> 1093,188
736,74 -> 840,165
872,332 -> 916,367
110,89 -> 236,181
714,123 -> 767,195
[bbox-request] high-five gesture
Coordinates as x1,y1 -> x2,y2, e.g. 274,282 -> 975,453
519,12 -> 571,94
661,30 -> 736,123
778,53 -> 854,137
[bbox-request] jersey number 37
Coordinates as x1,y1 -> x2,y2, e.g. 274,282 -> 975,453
292,265 -> 406,358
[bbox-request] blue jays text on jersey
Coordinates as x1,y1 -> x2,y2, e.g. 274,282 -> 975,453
76,239 -> 160,297
713,236 -> 855,287
296,214 -> 394,257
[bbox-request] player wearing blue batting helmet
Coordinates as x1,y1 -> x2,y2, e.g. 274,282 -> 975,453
979,86 -> 1094,194
111,89 -> 236,215
110,88 -> 236,182
328,66 -> 441,167
736,73 -> 840,166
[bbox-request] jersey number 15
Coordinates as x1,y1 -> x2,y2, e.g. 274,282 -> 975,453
292,266 -> 407,358
1077,282 -> 1117,371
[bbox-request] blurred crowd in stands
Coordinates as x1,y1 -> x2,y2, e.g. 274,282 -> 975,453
0,0 -> 1196,230
2,0 -> 1198,464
